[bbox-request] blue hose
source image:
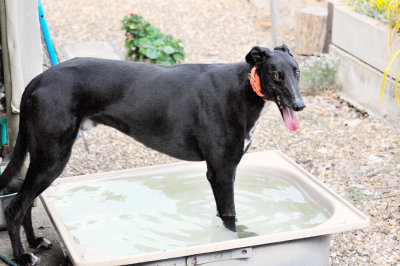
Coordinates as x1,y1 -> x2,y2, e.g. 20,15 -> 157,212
38,0 -> 59,66
0,253 -> 19,266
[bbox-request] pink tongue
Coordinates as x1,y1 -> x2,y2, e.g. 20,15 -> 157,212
282,107 -> 299,131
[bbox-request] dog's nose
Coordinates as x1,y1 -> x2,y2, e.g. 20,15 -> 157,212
293,101 -> 305,111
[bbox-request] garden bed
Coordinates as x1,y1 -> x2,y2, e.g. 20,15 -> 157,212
330,3 -> 400,123
332,4 -> 400,75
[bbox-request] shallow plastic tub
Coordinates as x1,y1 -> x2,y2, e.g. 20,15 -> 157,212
40,150 -> 369,266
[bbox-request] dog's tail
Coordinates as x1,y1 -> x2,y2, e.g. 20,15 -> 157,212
0,122 -> 28,190
0,75 -> 42,191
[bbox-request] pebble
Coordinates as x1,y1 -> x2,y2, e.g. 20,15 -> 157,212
367,154 -> 384,165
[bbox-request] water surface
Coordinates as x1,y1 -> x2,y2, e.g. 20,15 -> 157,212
50,171 -> 329,255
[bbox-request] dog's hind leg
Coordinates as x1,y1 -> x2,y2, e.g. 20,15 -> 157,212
5,138 -> 75,265
23,205 -> 52,249
206,161 -> 238,231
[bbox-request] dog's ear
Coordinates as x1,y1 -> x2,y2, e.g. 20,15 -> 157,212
245,46 -> 272,65
274,44 -> 293,57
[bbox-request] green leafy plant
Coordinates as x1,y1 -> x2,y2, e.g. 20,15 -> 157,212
121,13 -> 185,65
346,0 -> 400,108
299,54 -> 340,95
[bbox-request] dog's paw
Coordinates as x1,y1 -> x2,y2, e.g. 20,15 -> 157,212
29,237 -> 52,249
221,216 -> 236,232
15,253 -> 40,266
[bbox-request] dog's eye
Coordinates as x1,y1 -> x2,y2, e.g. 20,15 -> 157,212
295,71 -> 300,78
273,73 -> 279,80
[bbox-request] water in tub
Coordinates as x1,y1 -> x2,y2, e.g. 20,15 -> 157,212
48,171 -> 329,255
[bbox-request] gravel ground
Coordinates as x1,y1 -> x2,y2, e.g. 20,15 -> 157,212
37,0 -> 400,265
43,0 -> 271,64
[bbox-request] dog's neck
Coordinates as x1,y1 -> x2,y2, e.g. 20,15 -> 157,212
235,63 -> 267,134
248,67 -> 268,102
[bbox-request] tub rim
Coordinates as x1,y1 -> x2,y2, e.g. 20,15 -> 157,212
0,192 -> 18,199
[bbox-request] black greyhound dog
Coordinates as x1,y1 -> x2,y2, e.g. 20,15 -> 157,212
0,44 -> 304,265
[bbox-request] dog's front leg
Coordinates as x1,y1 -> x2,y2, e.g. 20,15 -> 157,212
206,162 -> 237,231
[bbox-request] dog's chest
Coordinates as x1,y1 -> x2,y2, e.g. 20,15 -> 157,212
243,103 -> 268,152
243,120 -> 259,152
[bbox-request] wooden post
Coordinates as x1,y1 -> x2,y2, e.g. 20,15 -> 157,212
323,2 -> 334,53
295,7 -> 328,55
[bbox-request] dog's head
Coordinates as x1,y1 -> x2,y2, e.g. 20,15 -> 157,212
245,44 -> 305,131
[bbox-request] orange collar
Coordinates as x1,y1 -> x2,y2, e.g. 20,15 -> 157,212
249,67 -> 268,102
